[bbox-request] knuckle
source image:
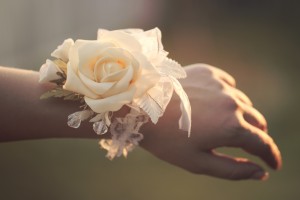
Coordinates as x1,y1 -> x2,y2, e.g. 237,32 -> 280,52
237,90 -> 253,105
225,116 -> 247,142
222,93 -> 239,110
222,72 -> 236,87
261,116 -> 268,127
261,139 -> 272,154
230,77 -> 237,87
258,113 -> 268,131
210,77 -> 225,90
249,108 -> 268,132
196,64 -> 214,75
258,118 -> 268,132
263,120 -> 268,132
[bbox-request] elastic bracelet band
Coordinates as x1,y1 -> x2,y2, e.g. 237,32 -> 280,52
39,28 -> 191,159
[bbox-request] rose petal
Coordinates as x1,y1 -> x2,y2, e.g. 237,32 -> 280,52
39,59 -> 63,83
77,41 -> 115,81
99,66 -> 127,82
102,64 -> 133,97
63,62 -> 98,99
51,38 -> 74,62
78,71 -> 115,96
68,40 -> 90,72
120,29 -> 144,34
97,29 -> 109,39
131,52 -> 160,98
85,86 -> 136,113
133,27 -> 168,66
145,28 -> 164,49
97,30 -> 142,53
98,29 -> 144,39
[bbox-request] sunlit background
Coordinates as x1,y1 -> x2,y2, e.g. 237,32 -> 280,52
0,0 -> 299,199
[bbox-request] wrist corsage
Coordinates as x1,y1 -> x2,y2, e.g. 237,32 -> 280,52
39,28 -> 191,159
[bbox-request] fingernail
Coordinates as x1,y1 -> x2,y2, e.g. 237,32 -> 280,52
251,171 -> 269,180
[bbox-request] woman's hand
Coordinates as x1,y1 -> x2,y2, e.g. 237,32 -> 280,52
141,63 -> 282,180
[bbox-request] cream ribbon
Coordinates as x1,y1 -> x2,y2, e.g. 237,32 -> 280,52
169,76 -> 192,136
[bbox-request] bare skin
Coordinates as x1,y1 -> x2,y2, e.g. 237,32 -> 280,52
141,64 -> 281,180
0,64 -> 282,180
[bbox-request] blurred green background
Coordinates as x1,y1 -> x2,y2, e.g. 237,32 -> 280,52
0,0 -> 299,199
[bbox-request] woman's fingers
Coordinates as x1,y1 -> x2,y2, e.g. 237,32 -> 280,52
196,115 -> 281,180
193,151 -> 268,180
210,65 -> 236,87
244,121 -> 282,169
242,104 -> 268,132
233,88 -> 253,106
186,63 -> 237,87
224,115 -> 282,170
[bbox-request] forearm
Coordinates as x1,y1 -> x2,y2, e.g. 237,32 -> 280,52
0,66 -> 99,141
0,66 -> 169,142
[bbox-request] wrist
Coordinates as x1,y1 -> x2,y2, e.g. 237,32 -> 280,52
38,28 -> 191,159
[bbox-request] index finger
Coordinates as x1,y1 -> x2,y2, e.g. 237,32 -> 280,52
227,119 -> 282,170
212,66 -> 236,87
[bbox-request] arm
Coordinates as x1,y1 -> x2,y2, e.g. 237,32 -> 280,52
0,66 -> 99,140
0,64 -> 282,180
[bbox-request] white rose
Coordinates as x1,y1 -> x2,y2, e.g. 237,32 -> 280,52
51,38 -> 74,62
63,28 -> 164,113
39,39 -> 74,83
39,59 -> 63,83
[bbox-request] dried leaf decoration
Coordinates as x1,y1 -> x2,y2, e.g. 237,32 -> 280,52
40,87 -> 82,101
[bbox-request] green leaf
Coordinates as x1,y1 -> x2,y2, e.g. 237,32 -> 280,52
40,90 -> 57,99
63,93 -> 81,101
40,87 -> 81,100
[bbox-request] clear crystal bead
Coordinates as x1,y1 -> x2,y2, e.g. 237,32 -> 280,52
93,120 -> 108,135
67,112 -> 81,128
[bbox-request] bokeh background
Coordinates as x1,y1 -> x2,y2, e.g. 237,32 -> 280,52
0,0 -> 299,199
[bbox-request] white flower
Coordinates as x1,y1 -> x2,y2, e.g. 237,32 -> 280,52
39,59 -> 63,83
97,28 -> 168,66
39,28 -> 192,158
39,39 -> 74,84
63,28 -> 165,113
51,38 -> 74,62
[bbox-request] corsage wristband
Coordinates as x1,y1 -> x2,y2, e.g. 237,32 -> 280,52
39,28 -> 191,159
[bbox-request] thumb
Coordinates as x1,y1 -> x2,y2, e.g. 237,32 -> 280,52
196,152 -> 269,181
